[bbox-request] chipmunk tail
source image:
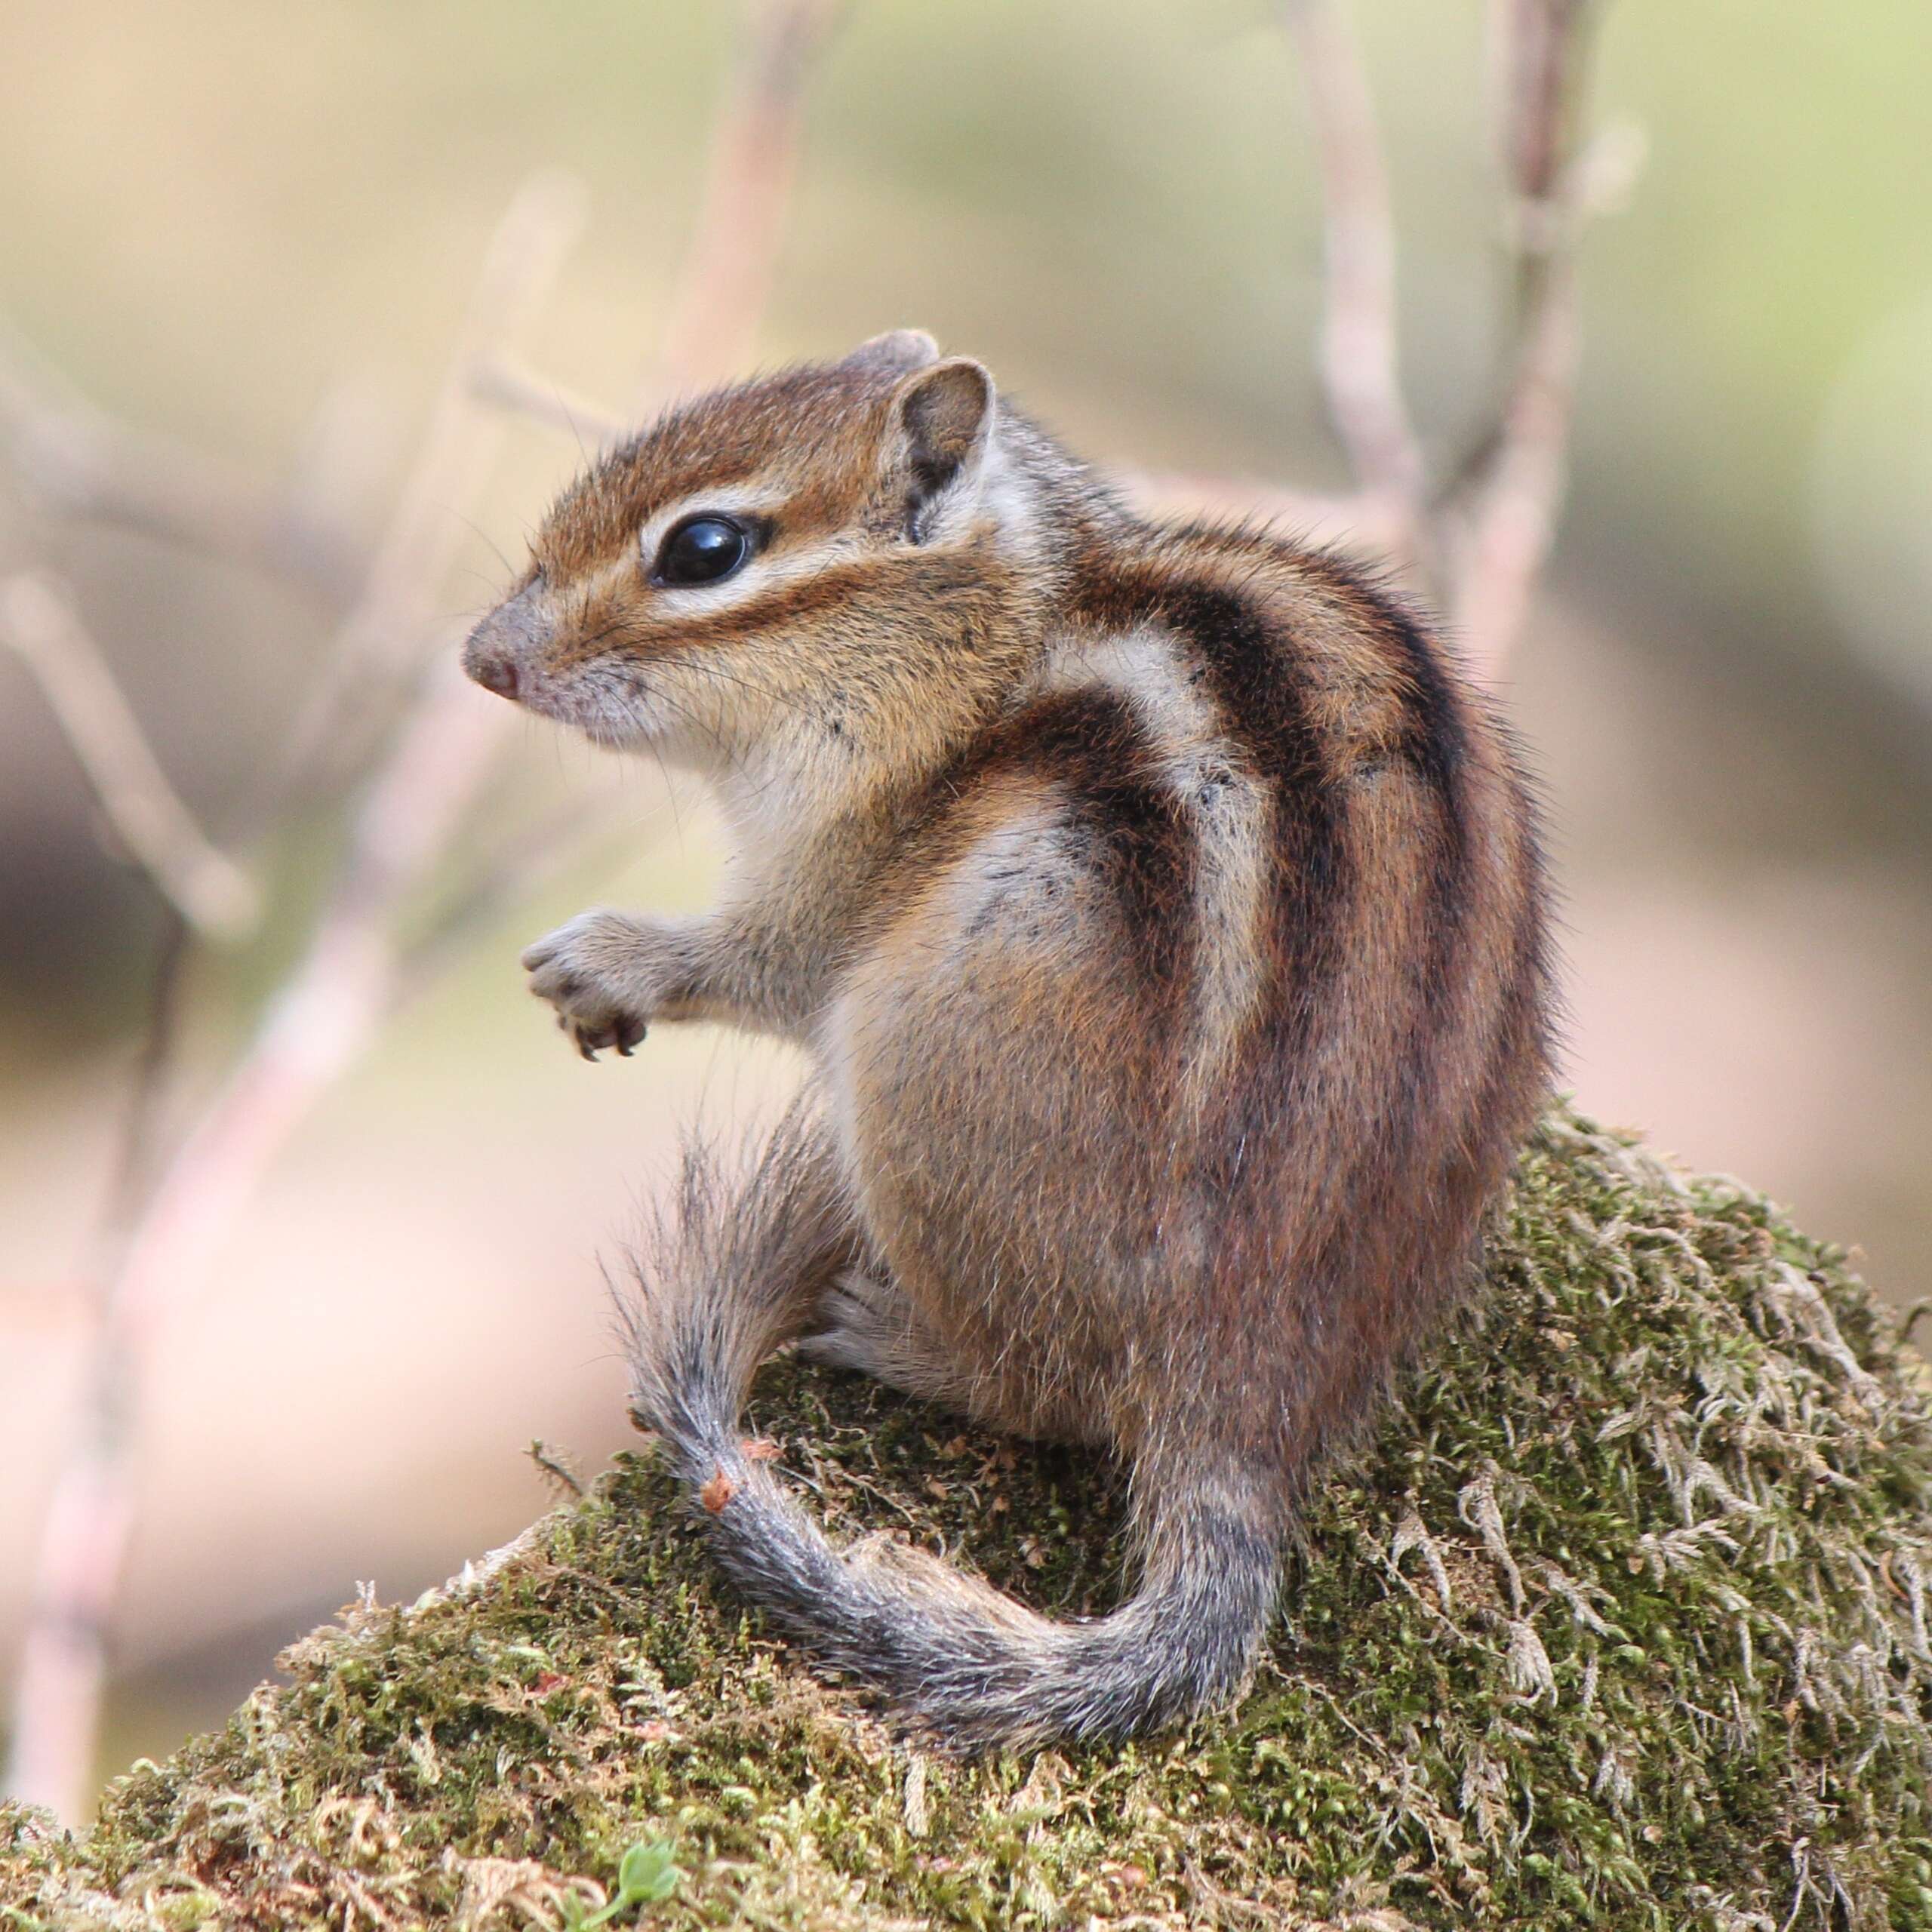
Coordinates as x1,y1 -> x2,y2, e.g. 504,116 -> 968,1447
617,1115 -> 1280,1751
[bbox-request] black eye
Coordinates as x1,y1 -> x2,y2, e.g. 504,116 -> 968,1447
654,514 -> 751,587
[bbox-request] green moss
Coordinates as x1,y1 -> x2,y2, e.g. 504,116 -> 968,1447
8,1109 -> 1932,1929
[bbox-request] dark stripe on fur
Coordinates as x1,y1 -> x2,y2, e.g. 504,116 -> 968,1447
1061,542 -> 1539,1483
900,686 -> 1198,1000
1298,552 -> 1477,1038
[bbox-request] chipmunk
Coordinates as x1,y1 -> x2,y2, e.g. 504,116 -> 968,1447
463,329 -> 1552,1749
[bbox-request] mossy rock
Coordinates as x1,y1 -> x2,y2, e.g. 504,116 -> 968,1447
7,1109 -> 1932,1930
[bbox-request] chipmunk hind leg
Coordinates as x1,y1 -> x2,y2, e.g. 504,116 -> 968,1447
795,1268 -> 984,1411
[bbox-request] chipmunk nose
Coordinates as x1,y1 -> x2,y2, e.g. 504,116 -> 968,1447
465,580 -> 549,702
468,648 -> 521,701
463,608 -> 528,702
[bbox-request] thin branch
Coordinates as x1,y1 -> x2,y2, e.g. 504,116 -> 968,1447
109,663 -> 515,1365
1446,1 -> 1632,669
0,903 -> 188,1820
0,174 -> 592,1823
0,573 -> 258,939
0,318 -> 359,604
637,0 -> 846,403
1491,0 -> 1592,220
1278,0 -> 1427,548
0,666 -> 514,1824
394,795 -> 648,1011
4,4 -> 836,1821
279,168 -> 591,789
92,913 -> 195,1269
468,352 -> 624,448
1443,248 -> 1579,666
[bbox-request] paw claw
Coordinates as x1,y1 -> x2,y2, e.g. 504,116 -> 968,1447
521,909 -> 663,1062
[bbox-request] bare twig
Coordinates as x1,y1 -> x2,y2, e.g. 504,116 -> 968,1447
4,177 -> 591,1808
0,573 -> 257,939
110,664 -> 515,1363
1277,0 -> 1631,674
92,915 -> 195,1272
1491,0 -> 1593,222
469,352 -> 624,447
0,174 -> 589,1819
0,903 -> 188,1820
637,0 -> 846,403
395,795 -> 649,1011
280,168 -> 591,789
3,0 -> 841,1823
0,666 -> 512,1823
526,1441 -> 588,1502
1445,1 -> 1631,667
1442,238 -> 1580,663
0,318 -> 358,603
1278,0 -> 1427,555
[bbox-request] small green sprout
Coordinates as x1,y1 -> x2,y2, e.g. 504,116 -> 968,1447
561,1841 -> 681,1929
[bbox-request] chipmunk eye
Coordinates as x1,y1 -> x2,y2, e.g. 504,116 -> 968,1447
654,514 -> 751,587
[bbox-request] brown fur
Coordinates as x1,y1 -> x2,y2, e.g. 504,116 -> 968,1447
463,329 -> 1555,1748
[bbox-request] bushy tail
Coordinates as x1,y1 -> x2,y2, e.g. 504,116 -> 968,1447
617,1114 -> 1281,1752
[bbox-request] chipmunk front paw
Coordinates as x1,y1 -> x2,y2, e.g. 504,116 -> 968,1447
521,909 -> 679,1060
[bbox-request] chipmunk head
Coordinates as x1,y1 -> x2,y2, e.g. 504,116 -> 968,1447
463,331 -> 1056,764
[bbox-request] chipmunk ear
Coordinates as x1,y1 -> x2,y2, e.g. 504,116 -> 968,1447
841,328 -> 940,376
885,356 -> 995,543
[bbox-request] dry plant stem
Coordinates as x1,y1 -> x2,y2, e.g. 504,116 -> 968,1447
636,0 -> 846,404
1446,245 -> 1580,667
0,319 -> 358,604
0,573 -> 257,939
1278,0 -> 1427,562
0,669 -> 512,1823
1447,0 -> 1604,668
91,913 -> 193,1281
281,168 -> 590,790
0,170 -> 589,1823
109,666 -> 511,1359
469,352 -> 624,448
1492,0 -> 1593,216
0,908 -> 187,1826
5,12 -> 834,1821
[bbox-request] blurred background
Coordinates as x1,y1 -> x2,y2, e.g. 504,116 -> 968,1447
1,0 -> 1927,1814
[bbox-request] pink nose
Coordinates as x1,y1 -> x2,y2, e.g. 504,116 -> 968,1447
470,653 -> 521,700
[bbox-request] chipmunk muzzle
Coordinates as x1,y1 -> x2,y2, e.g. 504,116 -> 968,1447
462,580 -> 549,702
